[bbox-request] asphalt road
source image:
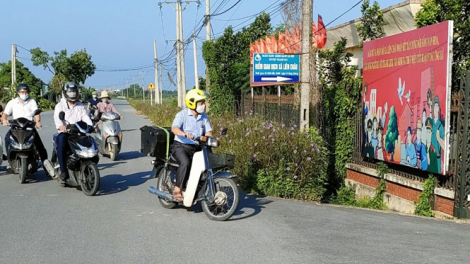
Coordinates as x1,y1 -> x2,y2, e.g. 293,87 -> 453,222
0,100 -> 469,264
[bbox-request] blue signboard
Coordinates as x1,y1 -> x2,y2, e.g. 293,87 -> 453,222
253,53 -> 300,83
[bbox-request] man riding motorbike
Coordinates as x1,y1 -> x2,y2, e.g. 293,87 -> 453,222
2,83 -> 53,175
54,82 -> 93,183
87,91 -> 101,111
170,88 -> 212,202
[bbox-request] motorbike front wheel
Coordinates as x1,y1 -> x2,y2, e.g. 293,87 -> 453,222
156,168 -> 176,209
108,143 -> 118,161
80,162 -> 100,196
18,158 -> 28,184
201,178 -> 239,221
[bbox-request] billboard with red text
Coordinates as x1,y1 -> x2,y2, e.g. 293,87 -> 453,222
362,21 -> 453,175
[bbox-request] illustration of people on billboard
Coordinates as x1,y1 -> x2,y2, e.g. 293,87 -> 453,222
430,96 -> 445,174
362,21 -> 451,175
401,126 -> 417,167
415,119 -> 428,170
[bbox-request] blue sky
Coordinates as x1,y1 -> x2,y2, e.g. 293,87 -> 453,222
0,0 -> 405,91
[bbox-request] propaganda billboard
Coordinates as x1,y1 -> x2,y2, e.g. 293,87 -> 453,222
362,21 -> 453,175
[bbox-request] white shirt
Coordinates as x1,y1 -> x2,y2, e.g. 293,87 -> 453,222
4,97 -> 38,121
54,98 -> 92,130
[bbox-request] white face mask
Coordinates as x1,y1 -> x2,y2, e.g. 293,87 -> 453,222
19,94 -> 29,101
196,105 -> 206,114
102,98 -> 109,103
92,95 -> 97,98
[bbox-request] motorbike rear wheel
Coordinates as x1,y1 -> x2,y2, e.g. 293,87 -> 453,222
201,178 -> 239,221
156,168 -> 176,209
109,143 -> 118,161
80,162 -> 100,196
18,158 -> 28,184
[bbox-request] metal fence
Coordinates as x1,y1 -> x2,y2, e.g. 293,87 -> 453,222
242,91 -> 299,126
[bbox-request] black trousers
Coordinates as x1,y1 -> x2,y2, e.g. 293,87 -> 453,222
5,128 -> 48,162
170,141 -> 199,189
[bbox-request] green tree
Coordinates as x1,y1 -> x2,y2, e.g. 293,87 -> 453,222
415,0 -> 470,91
356,0 -> 385,47
385,105 -> 399,161
31,48 -> 96,93
202,13 -> 272,114
0,60 -> 43,102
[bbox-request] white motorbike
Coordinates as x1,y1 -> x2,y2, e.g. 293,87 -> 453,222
148,132 -> 239,221
91,112 -> 122,161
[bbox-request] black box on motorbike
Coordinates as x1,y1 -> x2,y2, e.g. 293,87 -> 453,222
140,126 -> 174,159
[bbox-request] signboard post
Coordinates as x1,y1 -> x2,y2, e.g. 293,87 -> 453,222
251,53 -> 300,87
362,21 -> 453,175
148,82 -> 155,106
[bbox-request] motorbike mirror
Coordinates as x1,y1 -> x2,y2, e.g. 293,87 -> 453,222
33,109 -> 42,116
59,111 -> 65,121
221,128 -> 228,135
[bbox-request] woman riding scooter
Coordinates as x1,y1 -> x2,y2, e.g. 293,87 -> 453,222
94,91 -> 123,132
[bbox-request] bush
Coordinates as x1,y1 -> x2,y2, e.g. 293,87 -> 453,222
414,174 -> 436,217
37,98 -> 56,110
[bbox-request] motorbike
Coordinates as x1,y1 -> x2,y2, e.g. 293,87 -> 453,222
6,109 -> 42,183
50,111 -> 101,196
148,129 -> 239,221
91,111 -> 122,161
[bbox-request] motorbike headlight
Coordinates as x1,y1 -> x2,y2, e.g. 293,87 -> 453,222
75,143 -> 98,158
23,135 -> 35,149
9,135 -> 20,149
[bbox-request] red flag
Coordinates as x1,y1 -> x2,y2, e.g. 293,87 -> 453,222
316,15 -> 327,49
311,21 -> 318,49
265,36 -> 272,53
250,43 -> 254,64
278,31 -> 286,53
260,38 -> 267,53
271,34 -> 278,53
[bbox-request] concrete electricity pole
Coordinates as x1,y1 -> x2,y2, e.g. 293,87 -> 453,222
205,0 -> 210,93
11,43 -> 16,88
154,40 -> 160,104
160,0 -> 198,108
142,71 -> 145,102
159,63 -> 163,104
300,0 -> 313,131
193,32 -> 199,90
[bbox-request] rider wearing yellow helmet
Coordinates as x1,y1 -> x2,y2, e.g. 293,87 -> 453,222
170,88 -> 212,201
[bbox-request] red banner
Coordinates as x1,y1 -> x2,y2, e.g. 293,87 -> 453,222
362,21 -> 453,175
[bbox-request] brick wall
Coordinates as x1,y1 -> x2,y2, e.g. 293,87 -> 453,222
346,168 -> 455,216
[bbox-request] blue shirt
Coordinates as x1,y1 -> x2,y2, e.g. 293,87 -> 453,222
171,108 -> 212,145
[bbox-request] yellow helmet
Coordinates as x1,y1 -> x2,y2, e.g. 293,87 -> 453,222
185,88 -> 208,109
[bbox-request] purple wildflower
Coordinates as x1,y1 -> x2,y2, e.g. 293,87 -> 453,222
286,167 -> 291,171
307,157 -> 311,161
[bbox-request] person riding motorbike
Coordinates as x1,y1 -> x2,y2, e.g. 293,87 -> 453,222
54,82 -> 93,183
87,91 -> 101,116
1,83 -> 53,175
94,91 -> 123,132
170,88 -> 212,202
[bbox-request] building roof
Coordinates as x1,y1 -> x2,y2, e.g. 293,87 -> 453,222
325,0 -> 424,49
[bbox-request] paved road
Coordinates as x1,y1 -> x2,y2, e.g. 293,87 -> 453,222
0,100 -> 469,264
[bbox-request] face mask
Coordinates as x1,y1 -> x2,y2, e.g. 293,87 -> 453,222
102,98 -> 109,103
196,105 -> 206,114
92,95 -> 97,98
19,94 -> 29,101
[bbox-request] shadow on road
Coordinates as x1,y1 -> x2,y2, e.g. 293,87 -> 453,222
99,170 -> 153,195
118,151 -> 146,161
187,191 -> 272,220
228,192 -> 273,221
26,170 -> 53,183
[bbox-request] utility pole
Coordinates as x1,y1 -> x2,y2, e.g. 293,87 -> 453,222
300,0 -> 313,131
11,43 -> 16,88
193,32 -> 199,90
126,79 -> 129,99
154,40 -> 160,104
160,0 -> 198,108
205,0 -> 210,94
159,63 -> 163,104
142,71 -> 145,102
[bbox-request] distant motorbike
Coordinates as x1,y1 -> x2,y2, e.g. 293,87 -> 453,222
51,112 -> 100,196
91,112 -> 122,161
146,127 -> 239,221
7,109 -> 42,183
